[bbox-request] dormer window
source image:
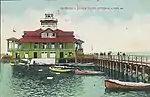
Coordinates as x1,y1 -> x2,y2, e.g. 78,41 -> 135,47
52,33 -> 55,36
41,33 -> 47,38
41,29 -> 56,38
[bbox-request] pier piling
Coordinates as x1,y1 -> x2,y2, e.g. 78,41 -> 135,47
97,54 -> 150,83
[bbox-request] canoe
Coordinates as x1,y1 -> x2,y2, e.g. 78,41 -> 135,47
75,70 -> 105,75
49,67 -> 72,73
105,79 -> 150,90
53,65 -> 74,69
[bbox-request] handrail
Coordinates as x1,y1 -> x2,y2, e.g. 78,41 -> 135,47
98,55 -> 150,66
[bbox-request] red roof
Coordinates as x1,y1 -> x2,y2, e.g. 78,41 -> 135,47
7,28 -> 83,43
23,28 -> 43,37
55,29 -> 74,37
19,37 -> 77,43
23,28 -> 74,37
7,37 -> 18,41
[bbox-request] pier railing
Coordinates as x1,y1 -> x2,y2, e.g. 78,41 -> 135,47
98,55 -> 150,67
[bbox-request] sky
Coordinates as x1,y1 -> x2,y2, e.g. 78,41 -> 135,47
1,0 -> 150,54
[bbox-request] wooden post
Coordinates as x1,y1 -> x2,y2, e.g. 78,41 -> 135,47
119,56 -> 122,72
135,65 -> 138,81
102,59 -> 103,71
124,56 -> 127,74
107,60 -> 109,74
124,63 -> 127,81
112,61 -> 115,79
142,66 -> 145,82
145,57 -> 150,82
99,59 -> 101,70
130,64 -> 132,75
115,62 -> 119,79
135,56 -> 138,82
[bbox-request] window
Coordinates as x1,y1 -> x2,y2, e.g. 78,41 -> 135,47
19,44 -> 22,49
34,43 -> 38,49
41,33 -> 47,38
41,22 -> 46,25
15,43 -> 18,49
42,43 -> 47,49
48,33 -> 55,38
24,53 -> 28,58
8,41 -> 12,49
59,43 -> 63,49
69,52 -> 73,57
51,43 -> 55,49
52,33 -> 55,36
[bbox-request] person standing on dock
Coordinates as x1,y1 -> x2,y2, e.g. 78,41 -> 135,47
108,51 -> 112,59
117,52 -> 120,56
123,53 -> 126,56
103,52 -> 106,56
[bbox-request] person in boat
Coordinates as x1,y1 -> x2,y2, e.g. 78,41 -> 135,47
33,61 -> 36,65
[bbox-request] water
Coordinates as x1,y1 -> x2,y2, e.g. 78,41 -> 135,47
1,63 -> 150,97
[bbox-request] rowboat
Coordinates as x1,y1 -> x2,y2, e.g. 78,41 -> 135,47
75,69 -> 105,75
105,79 -> 150,90
49,67 -> 72,73
52,65 -> 74,69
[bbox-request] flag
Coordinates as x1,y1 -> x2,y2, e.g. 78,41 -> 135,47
13,28 -> 16,32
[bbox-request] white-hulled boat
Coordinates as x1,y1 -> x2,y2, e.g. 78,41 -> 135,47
49,67 -> 72,73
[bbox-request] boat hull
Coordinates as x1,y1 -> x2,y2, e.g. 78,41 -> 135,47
75,70 -> 105,75
49,67 -> 72,73
105,80 -> 150,90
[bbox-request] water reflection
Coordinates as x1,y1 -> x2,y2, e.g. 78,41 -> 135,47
0,63 -> 13,97
104,88 -> 150,97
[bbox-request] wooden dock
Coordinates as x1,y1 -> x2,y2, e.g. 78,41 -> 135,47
93,55 -> 150,83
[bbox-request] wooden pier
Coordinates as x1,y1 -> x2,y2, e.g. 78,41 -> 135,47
93,55 -> 150,83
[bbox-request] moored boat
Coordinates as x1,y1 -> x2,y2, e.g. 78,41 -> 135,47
52,65 -> 74,69
49,67 -> 72,73
75,69 -> 105,75
105,79 -> 150,90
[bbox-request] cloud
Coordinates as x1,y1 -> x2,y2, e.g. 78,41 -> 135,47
1,8 -> 150,54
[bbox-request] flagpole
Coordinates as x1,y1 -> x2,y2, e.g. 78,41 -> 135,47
91,44 -> 93,54
12,28 -> 16,63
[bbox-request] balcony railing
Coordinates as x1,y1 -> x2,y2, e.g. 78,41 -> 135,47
8,48 -> 75,51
